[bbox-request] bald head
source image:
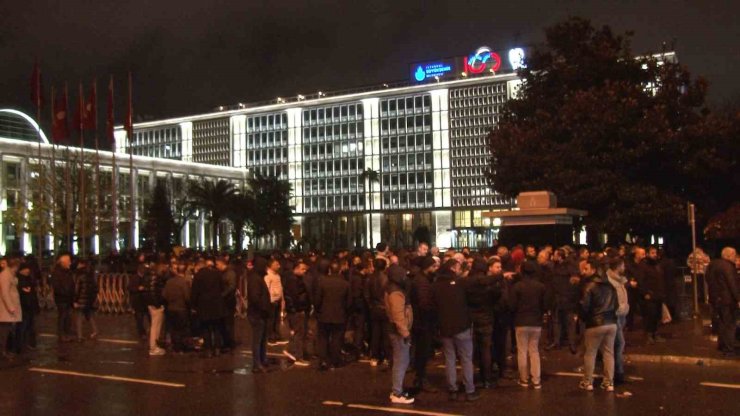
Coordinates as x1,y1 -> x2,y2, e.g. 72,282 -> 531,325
721,247 -> 737,262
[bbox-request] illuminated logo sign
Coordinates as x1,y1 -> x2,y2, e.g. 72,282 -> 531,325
410,59 -> 456,83
508,48 -> 526,70
464,46 -> 502,74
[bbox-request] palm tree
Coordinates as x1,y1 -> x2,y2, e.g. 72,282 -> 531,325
188,179 -> 237,249
360,168 -> 380,249
248,173 -> 294,250
225,192 -> 254,251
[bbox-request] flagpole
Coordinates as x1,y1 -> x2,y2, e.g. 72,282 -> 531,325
92,79 -> 100,256
108,75 -> 118,253
78,82 -> 87,257
50,85 -> 57,254
64,83 -> 72,253
34,61 -> 44,257
127,71 -> 135,251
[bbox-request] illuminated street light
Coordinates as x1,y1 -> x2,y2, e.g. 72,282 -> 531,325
297,94 -> 305,101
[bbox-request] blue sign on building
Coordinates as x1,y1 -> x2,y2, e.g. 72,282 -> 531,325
410,59 -> 457,83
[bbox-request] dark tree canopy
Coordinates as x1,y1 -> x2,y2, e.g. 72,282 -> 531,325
143,182 -> 175,252
487,17 -> 737,241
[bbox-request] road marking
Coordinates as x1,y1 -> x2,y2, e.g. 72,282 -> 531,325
552,371 -> 582,378
29,367 -> 185,388
322,401 -> 344,406
239,350 -> 290,358
700,382 -> 740,390
346,404 -> 463,416
39,333 -> 139,345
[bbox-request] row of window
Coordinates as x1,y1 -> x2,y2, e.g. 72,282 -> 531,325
453,186 -> 495,196
382,191 -> 435,208
380,95 -> 432,114
380,115 -> 432,134
245,131 -> 288,148
303,177 -> 362,195
253,164 -> 288,179
303,194 -> 364,213
453,196 -> 509,208
247,113 -> 288,132
302,141 -> 364,160
449,84 -> 506,98
303,122 -> 365,141
381,153 -> 433,172
303,104 -> 364,125
246,148 -> 288,164
451,157 -> 488,168
302,159 -> 366,178
133,128 -> 179,146
381,134 -> 433,153
381,172 -> 434,189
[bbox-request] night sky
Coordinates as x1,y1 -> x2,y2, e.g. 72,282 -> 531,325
1,0 -> 738,124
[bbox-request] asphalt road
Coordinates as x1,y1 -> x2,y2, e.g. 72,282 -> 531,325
0,313 -> 737,416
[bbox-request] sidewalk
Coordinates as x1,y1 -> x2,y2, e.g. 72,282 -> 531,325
622,307 -> 739,368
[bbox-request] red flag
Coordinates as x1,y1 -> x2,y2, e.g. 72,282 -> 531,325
106,76 -> 115,144
30,61 -> 44,117
124,71 -> 133,141
83,81 -> 97,130
52,85 -> 69,143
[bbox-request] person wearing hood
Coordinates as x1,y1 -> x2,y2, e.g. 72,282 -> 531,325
510,260 -> 546,390
579,259 -> 618,391
384,264 -> 415,404
73,258 -> 99,342
466,257 -> 501,388
432,259 -> 480,402
606,256 -> 630,384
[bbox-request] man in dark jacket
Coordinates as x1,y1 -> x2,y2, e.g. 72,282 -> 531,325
550,249 -> 580,352
705,247 -> 739,356
73,259 -> 99,341
13,263 -> 39,353
128,265 -> 150,340
162,266 -> 191,353
365,258 -> 390,367
283,261 -> 311,365
247,257 -> 271,373
467,257 -> 500,388
51,253 -> 75,343
637,247 -> 667,344
192,258 -> 226,358
315,259 -> 351,371
489,257 -> 511,380
579,259 -> 618,391
219,259 -> 237,351
143,262 -> 168,356
410,255 -> 438,392
432,259 -> 479,402
510,261 -> 546,389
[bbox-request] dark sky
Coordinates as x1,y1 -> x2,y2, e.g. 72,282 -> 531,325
1,0 -> 738,123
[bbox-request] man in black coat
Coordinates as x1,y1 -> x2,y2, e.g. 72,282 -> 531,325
466,257 -> 501,388
51,254 -> 75,343
247,257 -> 271,372
432,259 -> 479,401
637,247 -> 667,344
314,259 -> 351,371
410,255 -> 438,392
510,261 -> 546,389
191,258 -> 226,358
283,261 -> 311,365
705,247 -> 739,357
220,259 -> 238,350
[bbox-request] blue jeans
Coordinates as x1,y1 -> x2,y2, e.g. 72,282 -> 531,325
614,315 -> 626,375
248,316 -> 268,369
441,328 -> 475,394
388,332 -> 410,395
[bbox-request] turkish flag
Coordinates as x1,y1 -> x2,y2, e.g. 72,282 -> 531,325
124,71 -> 133,141
72,83 -> 84,133
30,61 -> 44,113
83,81 -> 97,130
51,86 -> 69,143
106,76 -> 115,144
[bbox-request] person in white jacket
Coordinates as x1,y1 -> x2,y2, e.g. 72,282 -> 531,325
606,256 -> 630,384
0,257 -> 22,360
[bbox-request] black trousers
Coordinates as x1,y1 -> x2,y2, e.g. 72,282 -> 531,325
56,303 -> 73,338
318,322 -> 345,367
716,304 -> 737,353
166,310 -> 190,351
642,298 -> 662,336
474,324 -> 494,383
200,319 -> 225,352
223,302 -> 236,349
413,323 -> 435,383
369,318 -> 390,362
492,317 -> 509,377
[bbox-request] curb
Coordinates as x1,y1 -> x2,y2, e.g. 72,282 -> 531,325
626,353 -> 740,368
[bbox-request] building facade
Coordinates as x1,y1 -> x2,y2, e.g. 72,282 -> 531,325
118,72 -> 523,250
0,108 -> 249,255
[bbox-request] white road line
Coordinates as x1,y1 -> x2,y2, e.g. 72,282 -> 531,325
700,382 -> 740,390
346,404 -> 463,416
239,350 -> 289,358
552,371 -> 582,378
39,333 -> 139,345
322,401 -> 344,406
28,367 -> 185,388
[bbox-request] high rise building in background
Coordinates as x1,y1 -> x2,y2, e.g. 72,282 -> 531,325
117,46 -> 527,250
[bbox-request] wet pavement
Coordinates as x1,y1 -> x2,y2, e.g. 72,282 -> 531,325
0,312 -> 738,416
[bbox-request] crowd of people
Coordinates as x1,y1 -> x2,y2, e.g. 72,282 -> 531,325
0,242 -> 738,405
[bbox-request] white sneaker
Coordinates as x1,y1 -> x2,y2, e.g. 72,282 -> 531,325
389,393 -> 414,404
149,347 -> 166,356
293,360 -> 310,367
